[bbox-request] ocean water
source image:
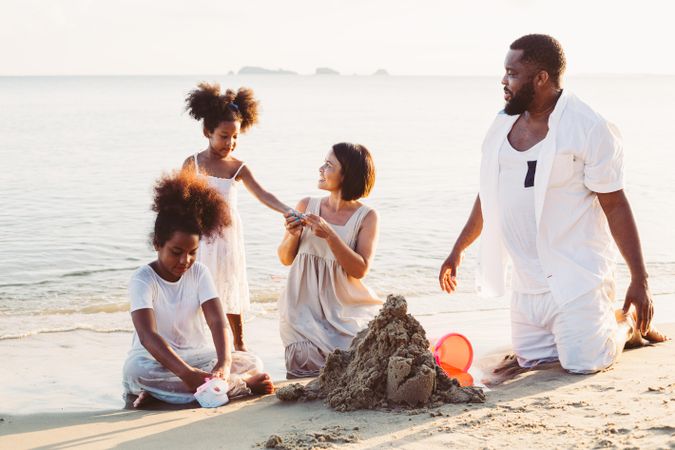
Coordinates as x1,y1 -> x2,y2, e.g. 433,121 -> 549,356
1,74 -> 675,341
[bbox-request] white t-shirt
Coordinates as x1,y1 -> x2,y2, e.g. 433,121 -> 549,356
498,138 -> 550,294
478,91 -> 624,305
128,262 -> 219,352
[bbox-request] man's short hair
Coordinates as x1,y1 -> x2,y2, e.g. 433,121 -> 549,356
510,34 -> 567,87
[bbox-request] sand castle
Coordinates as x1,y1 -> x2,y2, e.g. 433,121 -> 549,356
276,294 -> 485,411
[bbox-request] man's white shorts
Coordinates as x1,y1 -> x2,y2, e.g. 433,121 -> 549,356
510,282 -> 620,374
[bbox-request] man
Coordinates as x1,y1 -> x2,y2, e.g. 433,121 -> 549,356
439,34 -> 667,375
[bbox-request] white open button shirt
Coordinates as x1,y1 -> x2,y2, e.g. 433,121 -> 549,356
478,90 -> 625,306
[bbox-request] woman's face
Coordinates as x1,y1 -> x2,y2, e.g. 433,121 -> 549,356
205,121 -> 240,159
155,231 -> 200,281
318,151 -> 343,192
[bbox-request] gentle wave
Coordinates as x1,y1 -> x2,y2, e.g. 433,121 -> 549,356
0,325 -> 133,341
0,266 -> 138,288
61,266 -> 137,278
38,303 -> 130,315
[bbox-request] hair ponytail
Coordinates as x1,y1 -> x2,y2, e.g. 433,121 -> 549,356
185,83 -> 260,133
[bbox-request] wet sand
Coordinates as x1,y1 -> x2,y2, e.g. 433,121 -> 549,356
1,322 -> 673,449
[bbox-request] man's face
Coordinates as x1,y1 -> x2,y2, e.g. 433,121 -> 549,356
502,49 -> 536,115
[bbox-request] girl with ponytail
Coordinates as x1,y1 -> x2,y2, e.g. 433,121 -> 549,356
182,83 -> 292,352
122,171 -> 273,407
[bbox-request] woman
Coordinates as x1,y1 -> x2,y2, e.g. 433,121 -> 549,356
123,171 -> 273,407
277,142 -> 383,378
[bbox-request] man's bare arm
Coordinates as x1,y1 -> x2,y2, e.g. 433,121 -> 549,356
438,195 -> 483,293
596,189 -> 652,333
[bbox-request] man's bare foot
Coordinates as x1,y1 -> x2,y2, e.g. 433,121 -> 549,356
644,326 -> 669,343
483,353 -> 560,386
132,390 -> 152,408
620,308 -> 650,348
246,373 -> 275,395
483,354 -> 529,385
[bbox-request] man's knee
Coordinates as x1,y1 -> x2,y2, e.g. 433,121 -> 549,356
557,336 -> 618,374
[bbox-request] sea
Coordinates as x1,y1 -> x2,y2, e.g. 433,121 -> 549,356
1,75 -> 674,412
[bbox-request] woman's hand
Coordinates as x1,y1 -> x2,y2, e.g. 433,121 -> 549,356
303,214 -> 336,240
283,210 -> 305,237
182,367 -> 213,392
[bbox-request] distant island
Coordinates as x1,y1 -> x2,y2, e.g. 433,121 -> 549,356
372,69 -> 389,76
315,67 -> 340,75
238,66 -> 298,75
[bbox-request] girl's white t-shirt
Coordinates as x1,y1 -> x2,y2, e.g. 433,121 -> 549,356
128,262 -> 218,351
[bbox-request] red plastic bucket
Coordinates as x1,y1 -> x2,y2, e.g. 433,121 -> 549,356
431,333 -> 474,386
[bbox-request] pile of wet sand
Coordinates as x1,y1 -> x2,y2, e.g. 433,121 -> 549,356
262,426 -> 359,449
276,295 -> 485,411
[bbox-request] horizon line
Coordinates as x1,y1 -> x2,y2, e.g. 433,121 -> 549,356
1,72 -> 674,78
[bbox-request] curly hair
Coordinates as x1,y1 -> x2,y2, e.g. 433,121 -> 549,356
185,82 -> 260,133
332,142 -> 376,201
510,34 -> 567,87
151,170 -> 231,247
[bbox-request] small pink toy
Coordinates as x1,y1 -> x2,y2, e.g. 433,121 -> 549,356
194,377 -> 230,408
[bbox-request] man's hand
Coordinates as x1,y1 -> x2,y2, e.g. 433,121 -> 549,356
439,250 -> 464,294
623,278 -> 653,335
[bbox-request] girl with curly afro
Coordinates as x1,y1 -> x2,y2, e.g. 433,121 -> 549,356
123,171 -> 273,407
182,83 -> 292,352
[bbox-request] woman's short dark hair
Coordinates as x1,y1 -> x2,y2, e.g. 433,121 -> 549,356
185,82 -> 259,133
151,170 -> 231,247
332,142 -> 375,201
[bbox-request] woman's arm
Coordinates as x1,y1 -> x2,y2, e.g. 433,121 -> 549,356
277,197 -> 310,266
201,298 -> 232,379
303,209 -> 379,279
131,309 -> 211,391
238,165 -> 292,214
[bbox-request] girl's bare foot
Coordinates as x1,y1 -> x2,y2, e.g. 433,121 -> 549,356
132,390 -> 152,408
227,314 -> 248,352
246,373 -> 275,395
234,341 -> 249,352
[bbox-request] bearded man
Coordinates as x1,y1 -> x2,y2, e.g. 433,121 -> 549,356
439,34 -> 667,375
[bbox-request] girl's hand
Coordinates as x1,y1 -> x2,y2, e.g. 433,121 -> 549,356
303,214 -> 336,240
183,367 -> 212,392
210,361 -> 231,381
283,210 -> 305,237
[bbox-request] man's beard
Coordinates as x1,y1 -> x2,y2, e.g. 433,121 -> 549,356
504,78 -> 535,115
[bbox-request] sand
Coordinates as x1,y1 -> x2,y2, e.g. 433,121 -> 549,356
276,295 -> 484,410
2,324 -> 673,449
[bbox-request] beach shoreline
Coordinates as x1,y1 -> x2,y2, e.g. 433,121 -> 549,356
2,292 -> 674,415
2,323 -> 673,449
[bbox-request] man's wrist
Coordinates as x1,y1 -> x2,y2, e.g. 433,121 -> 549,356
450,244 -> 465,258
630,272 -> 649,284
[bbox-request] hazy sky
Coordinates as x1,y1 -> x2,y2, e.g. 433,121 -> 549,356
2,0 -> 674,76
